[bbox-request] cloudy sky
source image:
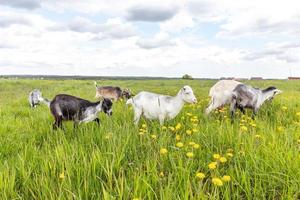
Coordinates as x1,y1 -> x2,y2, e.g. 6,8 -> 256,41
0,0 -> 299,78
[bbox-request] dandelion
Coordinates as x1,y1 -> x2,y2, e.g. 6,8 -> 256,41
277,126 -> 284,132
186,130 -> 192,135
175,123 -> 182,130
138,132 -> 145,135
169,126 -> 175,131
196,172 -> 205,179
254,134 -> 262,139
59,172 -> 65,179
151,134 -> 157,140
192,128 -> 199,133
219,157 -> 227,163
240,125 -> 248,132
142,124 -> 147,128
176,142 -> 184,148
175,134 -> 181,141
226,152 -> 233,157
189,141 -> 196,146
193,144 -> 200,149
213,154 -> 221,159
208,162 -> 217,170
160,148 -> 168,155
159,171 -> 165,177
186,112 -> 192,116
186,152 -> 194,158
222,175 -> 231,182
212,178 -> 223,186
296,112 -> 300,117
132,198 -> 140,200
281,106 -> 288,110
227,148 -> 234,153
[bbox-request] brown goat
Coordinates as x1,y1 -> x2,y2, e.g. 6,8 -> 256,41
94,82 -> 132,101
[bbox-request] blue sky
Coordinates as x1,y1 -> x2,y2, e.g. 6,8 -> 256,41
0,0 -> 299,78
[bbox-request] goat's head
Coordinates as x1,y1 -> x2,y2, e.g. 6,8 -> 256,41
180,85 -> 197,104
101,98 -> 113,116
122,88 -> 132,99
263,86 -> 282,101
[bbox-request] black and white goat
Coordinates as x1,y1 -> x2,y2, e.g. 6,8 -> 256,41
230,84 -> 281,119
50,94 -> 113,129
28,89 -> 50,108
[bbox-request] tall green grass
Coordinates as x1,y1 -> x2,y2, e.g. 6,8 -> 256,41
0,79 -> 299,199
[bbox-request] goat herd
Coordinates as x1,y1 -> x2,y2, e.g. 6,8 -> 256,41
28,80 -> 282,130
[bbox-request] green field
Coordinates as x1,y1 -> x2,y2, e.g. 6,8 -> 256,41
0,79 -> 299,199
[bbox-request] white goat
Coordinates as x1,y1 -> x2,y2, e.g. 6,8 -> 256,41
126,86 -> 197,125
28,89 -> 50,108
205,80 -> 241,114
205,80 -> 282,118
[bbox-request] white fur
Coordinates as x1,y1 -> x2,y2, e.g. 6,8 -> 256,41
205,80 -> 242,114
126,85 -> 197,125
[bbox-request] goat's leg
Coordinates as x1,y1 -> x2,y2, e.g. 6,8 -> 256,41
252,107 -> 259,120
53,116 -> 62,130
238,106 -> 245,115
205,99 -> 215,115
133,108 -> 142,126
158,114 -> 165,125
230,100 -> 237,121
93,118 -> 100,125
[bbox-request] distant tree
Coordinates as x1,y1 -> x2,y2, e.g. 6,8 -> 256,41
182,74 -> 193,80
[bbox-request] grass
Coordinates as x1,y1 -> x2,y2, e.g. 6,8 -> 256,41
0,78 -> 299,199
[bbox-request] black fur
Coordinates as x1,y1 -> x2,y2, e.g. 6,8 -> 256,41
50,94 -> 112,129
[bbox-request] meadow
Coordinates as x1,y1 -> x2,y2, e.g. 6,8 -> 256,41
0,78 -> 299,199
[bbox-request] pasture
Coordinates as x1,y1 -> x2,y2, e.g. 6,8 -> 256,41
0,79 -> 299,199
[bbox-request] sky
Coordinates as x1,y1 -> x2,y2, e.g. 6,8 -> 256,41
0,0 -> 300,78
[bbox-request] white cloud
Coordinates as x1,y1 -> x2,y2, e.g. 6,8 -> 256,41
136,32 -> 176,49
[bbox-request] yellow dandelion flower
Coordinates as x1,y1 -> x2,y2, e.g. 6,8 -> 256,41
159,171 -> 165,177
59,172 -> 65,179
281,106 -> 288,110
168,126 -> 175,131
139,128 -> 145,132
186,130 -> 192,135
213,154 -> 221,159
208,162 -> 217,170
240,125 -> 248,132
160,148 -> 168,155
186,152 -> 194,158
142,124 -> 147,128
151,134 -> 157,139
138,132 -> 144,135
222,175 -> 231,182
277,126 -> 284,132
254,134 -> 261,139
189,141 -> 196,146
175,123 -> 182,130
296,112 -> 300,116
186,112 -> 192,116
227,148 -> 234,153
219,157 -> 227,163
196,172 -> 205,179
193,144 -> 200,149
226,152 -> 233,157
212,177 -> 223,186
175,134 -> 181,141
176,142 -> 184,148
192,128 -> 199,133
132,198 -> 140,200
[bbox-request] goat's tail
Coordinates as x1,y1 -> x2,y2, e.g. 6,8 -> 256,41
126,98 -> 133,105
